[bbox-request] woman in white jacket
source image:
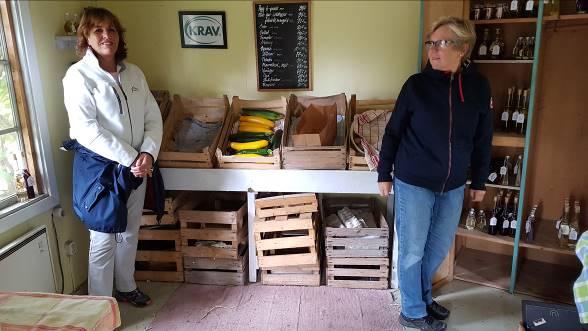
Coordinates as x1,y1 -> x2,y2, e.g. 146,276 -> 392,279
63,7 -> 162,306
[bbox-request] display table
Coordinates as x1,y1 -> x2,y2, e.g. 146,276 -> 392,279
161,169 -> 391,282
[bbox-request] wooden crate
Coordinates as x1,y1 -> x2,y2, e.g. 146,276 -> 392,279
282,93 -> 349,169
178,193 -> 247,260
347,95 -> 395,171
261,263 -> 320,286
216,96 -> 287,169
326,257 -> 389,289
322,197 -> 389,259
158,94 -> 229,168
184,249 -> 248,286
255,193 -> 318,218
141,197 -> 177,226
135,227 -> 184,282
150,90 -> 172,122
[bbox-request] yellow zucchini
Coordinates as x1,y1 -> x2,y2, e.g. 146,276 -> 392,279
230,140 -> 269,151
240,115 -> 274,128
233,154 -> 264,158
238,123 -> 272,133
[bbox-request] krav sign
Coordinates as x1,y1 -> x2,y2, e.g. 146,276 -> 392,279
179,11 -> 227,49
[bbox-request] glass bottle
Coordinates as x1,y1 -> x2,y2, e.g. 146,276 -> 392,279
489,28 -> 505,59
510,194 -> 519,237
476,210 -> 488,232
500,155 -> 512,186
558,199 -> 571,248
550,0 -> 560,16
518,89 -> 529,134
485,3 -> 496,20
466,208 -> 477,230
496,3 -> 505,19
578,0 -> 588,14
501,192 -> 512,235
507,87 -> 518,131
13,154 -> 28,203
472,4 -> 483,20
512,37 -> 523,60
510,0 -> 522,17
525,0 -> 537,17
477,28 -> 491,59
64,12 -> 76,36
528,37 -> 535,60
514,154 -> 522,186
517,37 -> 528,60
543,0 -> 553,16
513,88 -> 523,132
569,201 -> 581,249
525,204 -> 538,242
502,87 -> 514,132
489,195 -> 500,235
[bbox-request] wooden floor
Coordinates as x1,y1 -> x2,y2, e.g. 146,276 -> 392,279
148,283 -> 401,331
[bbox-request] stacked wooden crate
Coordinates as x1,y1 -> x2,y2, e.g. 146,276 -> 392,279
178,192 -> 248,286
322,197 -> 390,289
254,193 -> 321,286
135,195 -> 183,282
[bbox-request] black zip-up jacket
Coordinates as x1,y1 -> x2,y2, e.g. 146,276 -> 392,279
377,62 -> 493,192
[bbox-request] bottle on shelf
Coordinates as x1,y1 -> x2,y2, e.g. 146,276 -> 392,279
543,0 -> 553,16
477,28 -> 490,59
485,3 -> 496,20
476,209 -> 488,233
514,154 -> 523,187
525,0 -> 537,17
512,37 -> 524,60
510,0 -> 522,17
489,195 -> 500,235
13,154 -> 34,202
472,4 -> 482,20
501,191 -> 512,235
513,88 -> 523,132
500,155 -> 512,186
496,2 -> 505,19
517,38 -> 528,60
548,0 -> 560,16
558,198 -> 571,248
569,201 -> 581,249
502,87 -> 514,132
518,89 -> 529,134
489,28 -> 505,59
510,87 -> 519,131
528,37 -> 535,60
525,204 -> 538,242
510,194 -> 519,237
465,208 -> 476,230
578,0 -> 588,14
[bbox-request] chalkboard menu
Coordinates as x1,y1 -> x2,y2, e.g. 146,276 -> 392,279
254,1 -> 311,91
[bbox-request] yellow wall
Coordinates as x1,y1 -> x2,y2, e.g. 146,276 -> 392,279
101,0 -> 420,100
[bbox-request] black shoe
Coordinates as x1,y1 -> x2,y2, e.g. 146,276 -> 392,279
426,300 -> 450,320
114,288 -> 152,307
399,314 -> 447,331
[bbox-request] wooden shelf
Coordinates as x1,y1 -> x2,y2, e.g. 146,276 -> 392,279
454,247 -> 512,291
515,258 -> 579,304
466,180 -> 521,191
519,219 -> 576,256
473,59 -> 533,64
471,16 -> 559,25
492,133 -> 525,148
559,13 -> 588,21
456,227 -> 515,246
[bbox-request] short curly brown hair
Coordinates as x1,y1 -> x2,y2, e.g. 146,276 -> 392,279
76,7 -> 127,62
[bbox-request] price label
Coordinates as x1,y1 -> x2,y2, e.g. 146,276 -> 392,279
503,220 -> 510,228
488,172 -> 498,182
560,224 -> 570,235
510,220 -> 517,229
525,221 -> 531,233
501,111 -> 509,121
490,217 -> 498,226
512,111 -> 519,121
570,229 -> 578,241
491,45 -> 500,56
500,166 -> 507,175
556,220 -> 561,229
511,0 -> 519,11
479,45 -> 487,56
517,113 -> 525,124
526,0 -> 534,11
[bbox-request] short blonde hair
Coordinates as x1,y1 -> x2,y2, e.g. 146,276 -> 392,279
429,16 -> 476,58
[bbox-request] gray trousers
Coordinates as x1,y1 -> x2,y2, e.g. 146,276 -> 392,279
88,180 -> 146,296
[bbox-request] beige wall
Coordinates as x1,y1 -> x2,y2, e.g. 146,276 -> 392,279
0,0 -> 420,294
101,0 -> 420,100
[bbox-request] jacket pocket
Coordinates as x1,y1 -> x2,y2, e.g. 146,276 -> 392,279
82,182 -> 106,212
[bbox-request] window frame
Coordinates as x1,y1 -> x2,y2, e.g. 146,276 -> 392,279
0,0 -> 59,232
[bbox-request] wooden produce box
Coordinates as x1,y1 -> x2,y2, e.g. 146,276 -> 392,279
347,95 -> 395,171
261,262 -> 320,287
254,194 -> 319,269
135,226 -> 184,282
178,192 -> 247,260
141,196 -> 177,226
322,197 -> 390,289
282,93 -> 349,169
184,249 -> 248,286
216,96 -> 287,169
150,90 -> 172,122
158,94 -> 229,168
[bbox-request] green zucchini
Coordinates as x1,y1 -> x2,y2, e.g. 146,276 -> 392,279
241,108 -> 284,121
229,132 -> 273,142
234,148 -> 273,156
271,129 -> 283,150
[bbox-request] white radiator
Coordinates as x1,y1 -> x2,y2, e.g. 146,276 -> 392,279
0,225 -> 56,292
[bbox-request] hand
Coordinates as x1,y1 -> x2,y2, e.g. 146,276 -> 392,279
378,182 -> 392,197
131,153 -> 153,178
470,189 -> 486,202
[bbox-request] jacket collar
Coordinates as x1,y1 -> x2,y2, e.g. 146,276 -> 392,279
422,59 -> 475,80
82,48 -> 126,73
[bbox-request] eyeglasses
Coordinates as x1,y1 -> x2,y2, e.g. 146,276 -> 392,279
424,40 -> 458,49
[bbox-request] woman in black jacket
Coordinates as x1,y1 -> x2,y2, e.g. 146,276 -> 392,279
378,17 -> 492,331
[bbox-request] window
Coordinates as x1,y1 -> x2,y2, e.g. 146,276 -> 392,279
0,0 -> 59,231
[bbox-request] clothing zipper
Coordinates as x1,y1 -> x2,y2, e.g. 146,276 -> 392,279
111,86 -> 123,114
118,76 -> 134,147
441,74 -> 454,193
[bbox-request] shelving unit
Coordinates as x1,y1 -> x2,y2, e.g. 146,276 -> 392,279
492,132 -> 525,148
473,59 -> 533,64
